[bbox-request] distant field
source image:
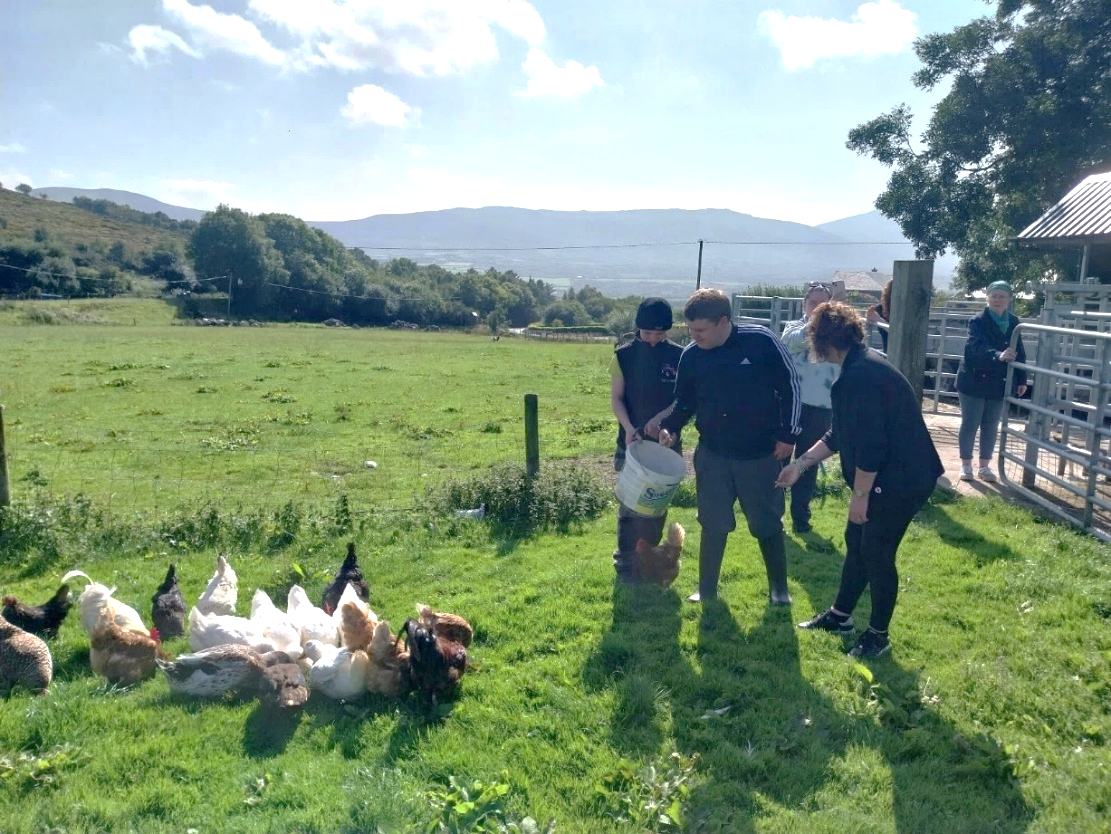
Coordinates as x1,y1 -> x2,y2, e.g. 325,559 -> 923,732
0,317 -> 622,514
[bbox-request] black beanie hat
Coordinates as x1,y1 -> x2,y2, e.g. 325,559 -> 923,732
636,297 -> 673,331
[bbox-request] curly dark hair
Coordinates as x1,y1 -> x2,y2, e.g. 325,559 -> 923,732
807,301 -> 865,361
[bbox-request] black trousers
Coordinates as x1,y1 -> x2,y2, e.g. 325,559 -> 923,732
790,404 -> 832,527
833,489 -> 930,632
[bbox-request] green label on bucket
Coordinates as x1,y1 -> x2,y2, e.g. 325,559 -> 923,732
639,485 -> 677,508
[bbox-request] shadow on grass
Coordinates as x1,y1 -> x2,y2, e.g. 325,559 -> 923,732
584,557 -> 1033,833
918,499 -> 1021,564
243,703 -> 303,757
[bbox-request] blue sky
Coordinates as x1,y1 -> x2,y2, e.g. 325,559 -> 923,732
1,0 -> 992,226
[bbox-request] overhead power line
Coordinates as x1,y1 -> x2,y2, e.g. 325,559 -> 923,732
348,240 -> 913,251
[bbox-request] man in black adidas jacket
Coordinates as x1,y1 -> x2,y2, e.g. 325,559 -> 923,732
648,289 -> 802,606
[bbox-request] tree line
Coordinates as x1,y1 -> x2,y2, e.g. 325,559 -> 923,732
0,196 -> 652,332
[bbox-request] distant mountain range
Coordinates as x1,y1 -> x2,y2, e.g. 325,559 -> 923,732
31,187 -> 955,296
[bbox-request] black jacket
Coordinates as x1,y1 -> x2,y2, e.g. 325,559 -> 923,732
824,345 -> 943,502
955,308 -> 1027,400
614,337 -> 683,451
660,323 -> 801,460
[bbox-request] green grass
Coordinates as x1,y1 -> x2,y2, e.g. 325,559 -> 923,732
0,312 -> 1109,833
0,326 -> 620,514
0,297 -> 180,327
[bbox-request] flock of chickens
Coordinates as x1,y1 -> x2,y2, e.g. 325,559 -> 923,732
0,543 -> 473,710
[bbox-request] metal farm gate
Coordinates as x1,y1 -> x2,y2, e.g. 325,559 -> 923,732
998,284 -> 1111,542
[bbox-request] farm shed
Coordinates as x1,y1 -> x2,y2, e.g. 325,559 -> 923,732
1017,171 -> 1111,283
831,268 -> 889,295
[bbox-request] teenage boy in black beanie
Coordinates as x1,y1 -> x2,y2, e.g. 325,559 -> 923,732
609,297 -> 683,583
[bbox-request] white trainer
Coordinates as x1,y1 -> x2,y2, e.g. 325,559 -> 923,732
959,465 -> 975,481
978,466 -> 998,482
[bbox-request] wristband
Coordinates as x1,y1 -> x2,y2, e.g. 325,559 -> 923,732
852,488 -> 869,498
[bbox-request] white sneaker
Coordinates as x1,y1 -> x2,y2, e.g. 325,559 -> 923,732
959,465 -> 974,481
978,466 -> 997,482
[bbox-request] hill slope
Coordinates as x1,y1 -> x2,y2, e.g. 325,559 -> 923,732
22,188 -> 955,296
30,187 -> 205,222
0,189 -> 190,252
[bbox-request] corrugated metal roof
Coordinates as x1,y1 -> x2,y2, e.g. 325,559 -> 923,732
1018,172 -> 1111,244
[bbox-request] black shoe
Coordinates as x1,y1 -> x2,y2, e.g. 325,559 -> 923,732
792,520 -> 811,534
798,608 -> 854,634
769,588 -> 792,606
848,629 -> 891,658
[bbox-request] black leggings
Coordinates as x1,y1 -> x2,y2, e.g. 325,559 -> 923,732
833,491 -> 930,632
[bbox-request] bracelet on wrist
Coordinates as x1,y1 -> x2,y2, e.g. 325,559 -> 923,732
852,487 -> 869,498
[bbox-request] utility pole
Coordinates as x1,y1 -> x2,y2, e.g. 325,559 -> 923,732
226,274 -> 233,320
696,240 -> 704,290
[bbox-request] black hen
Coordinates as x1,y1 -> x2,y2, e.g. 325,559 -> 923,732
321,542 -> 370,615
402,618 -> 467,705
2,584 -> 72,639
151,563 -> 186,639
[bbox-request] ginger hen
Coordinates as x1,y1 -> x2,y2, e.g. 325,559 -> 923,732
631,522 -> 684,587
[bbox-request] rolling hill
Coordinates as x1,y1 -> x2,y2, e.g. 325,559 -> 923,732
26,187 -> 955,297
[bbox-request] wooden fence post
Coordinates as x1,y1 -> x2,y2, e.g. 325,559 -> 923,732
0,404 -> 10,510
524,393 -> 539,477
887,260 -> 934,402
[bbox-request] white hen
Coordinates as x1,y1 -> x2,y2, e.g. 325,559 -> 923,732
62,570 -> 148,637
249,590 -> 302,656
196,553 -> 238,617
187,607 -> 300,659
287,585 -> 337,646
304,640 -> 370,701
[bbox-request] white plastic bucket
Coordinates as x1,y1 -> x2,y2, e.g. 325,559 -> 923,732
614,440 -> 687,517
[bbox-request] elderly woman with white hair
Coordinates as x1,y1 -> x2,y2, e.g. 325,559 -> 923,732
955,280 -> 1028,482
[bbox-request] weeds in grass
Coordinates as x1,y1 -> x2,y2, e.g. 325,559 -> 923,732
596,751 -> 700,832
428,461 -> 609,537
0,745 -> 87,789
425,774 -> 554,834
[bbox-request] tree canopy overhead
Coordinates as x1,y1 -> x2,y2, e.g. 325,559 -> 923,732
847,0 -> 1111,290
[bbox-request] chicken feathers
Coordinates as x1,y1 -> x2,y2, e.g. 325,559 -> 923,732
150,563 -> 186,639
321,542 -> 370,615
196,553 -> 237,617
2,584 -> 72,639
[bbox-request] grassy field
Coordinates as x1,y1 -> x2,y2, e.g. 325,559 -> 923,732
0,306 -> 1110,833
1,304 -> 618,515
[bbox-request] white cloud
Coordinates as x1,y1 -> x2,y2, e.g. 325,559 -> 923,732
0,168 -> 33,190
163,0 -> 285,66
521,48 -> 604,98
341,85 -> 417,128
0,142 -> 28,154
127,24 -> 202,64
49,169 -> 74,182
159,178 -> 240,209
758,0 -> 917,71
249,0 -> 545,75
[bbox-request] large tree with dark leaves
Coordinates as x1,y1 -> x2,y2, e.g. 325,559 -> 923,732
847,0 -> 1111,290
